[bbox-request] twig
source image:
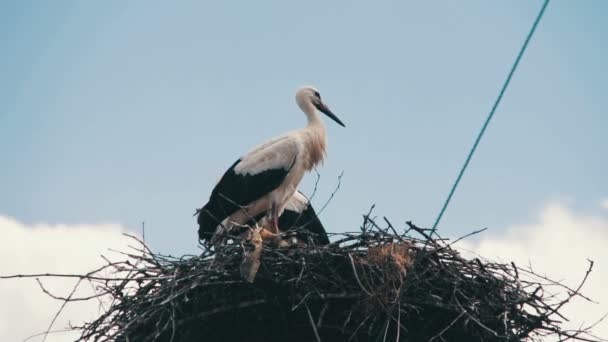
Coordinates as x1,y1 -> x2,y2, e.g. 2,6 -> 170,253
41,277 -> 84,342
429,311 -> 466,341
315,171 -> 344,216
305,301 -> 322,342
348,254 -> 373,296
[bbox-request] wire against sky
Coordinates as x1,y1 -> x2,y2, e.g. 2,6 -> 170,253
430,0 -> 551,236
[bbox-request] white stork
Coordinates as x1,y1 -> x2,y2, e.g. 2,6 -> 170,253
197,86 -> 344,243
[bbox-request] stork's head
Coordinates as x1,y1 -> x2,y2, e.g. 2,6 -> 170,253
296,86 -> 345,127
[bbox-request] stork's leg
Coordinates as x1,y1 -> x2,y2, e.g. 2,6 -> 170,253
270,202 -> 279,234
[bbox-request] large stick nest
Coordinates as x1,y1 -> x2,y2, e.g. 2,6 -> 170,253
61,212 -> 601,342
6,211 -> 596,341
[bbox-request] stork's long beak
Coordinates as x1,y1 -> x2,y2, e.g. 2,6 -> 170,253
314,102 -> 345,127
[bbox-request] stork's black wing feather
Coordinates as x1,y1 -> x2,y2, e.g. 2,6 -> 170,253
197,158 -> 292,240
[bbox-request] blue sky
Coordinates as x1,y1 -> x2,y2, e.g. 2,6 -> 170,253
1,1 -> 606,255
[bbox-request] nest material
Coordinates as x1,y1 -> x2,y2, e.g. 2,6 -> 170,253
73,218 -> 599,342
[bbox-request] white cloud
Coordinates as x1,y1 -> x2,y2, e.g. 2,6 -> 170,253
0,215 -> 136,342
601,199 -> 608,211
457,201 -> 608,340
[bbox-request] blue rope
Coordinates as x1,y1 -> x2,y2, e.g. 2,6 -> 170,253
430,0 -> 550,236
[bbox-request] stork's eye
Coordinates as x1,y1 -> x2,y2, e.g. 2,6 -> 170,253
314,91 -> 321,99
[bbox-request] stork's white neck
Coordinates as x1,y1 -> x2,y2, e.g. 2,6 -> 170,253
300,102 -> 327,169
299,101 -> 320,126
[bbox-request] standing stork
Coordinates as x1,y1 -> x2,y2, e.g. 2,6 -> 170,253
197,86 -> 345,243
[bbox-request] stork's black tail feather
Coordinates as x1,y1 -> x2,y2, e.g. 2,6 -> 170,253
197,202 -> 222,241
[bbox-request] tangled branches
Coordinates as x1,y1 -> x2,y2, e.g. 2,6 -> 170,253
2,214 -> 603,341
